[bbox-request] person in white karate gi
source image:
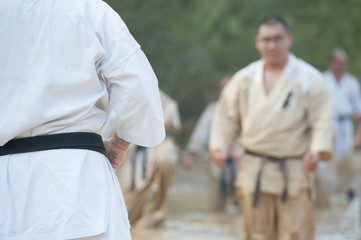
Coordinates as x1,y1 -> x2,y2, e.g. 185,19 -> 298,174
183,76 -> 243,213
0,1 -> 165,240
322,49 -> 361,203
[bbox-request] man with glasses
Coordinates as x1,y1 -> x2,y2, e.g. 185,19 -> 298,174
210,16 -> 333,239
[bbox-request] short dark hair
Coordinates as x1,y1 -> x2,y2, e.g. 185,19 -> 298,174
257,16 -> 290,33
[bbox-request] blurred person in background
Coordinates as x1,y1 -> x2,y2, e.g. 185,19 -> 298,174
0,0 -> 165,239
322,49 -> 361,204
209,16 -> 333,240
117,90 -> 181,228
183,76 -> 243,213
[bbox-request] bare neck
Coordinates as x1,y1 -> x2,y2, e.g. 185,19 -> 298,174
264,56 -> 288,71
331,70 -> 343,82
263,58 -> 288,95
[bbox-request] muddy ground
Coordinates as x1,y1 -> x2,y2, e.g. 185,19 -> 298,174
130,150 -> 361,240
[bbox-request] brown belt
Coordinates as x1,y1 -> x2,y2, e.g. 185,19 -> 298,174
244,150 -> 302,208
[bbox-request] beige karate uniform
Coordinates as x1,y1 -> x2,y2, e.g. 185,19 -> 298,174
210,54 -> 333,240
116,144 -> 153,224
117,90 -> 181,227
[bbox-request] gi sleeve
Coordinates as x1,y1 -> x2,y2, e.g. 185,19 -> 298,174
307,77 -> 333,160
209,77 -> 242,153
186,104 -> 215,155
169,101 -> 182,132
350,77 -> 361,116
162,92 -> 182,132
92,3 -> 165,147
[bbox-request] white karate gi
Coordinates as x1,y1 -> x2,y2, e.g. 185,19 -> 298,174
187,103 -> 216,156
0,0 -> 165,239
323,70 -> 361,159
322,70 -> 361,194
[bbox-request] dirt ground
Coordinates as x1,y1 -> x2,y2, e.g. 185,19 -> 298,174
130,150 -> 361,240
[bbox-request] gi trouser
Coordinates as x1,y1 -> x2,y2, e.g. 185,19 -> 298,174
242,190 -> 312,240
123,187 -> 149,225
121,137 -> 177,228
209,159 -> 238,212
334,154 -> 354,194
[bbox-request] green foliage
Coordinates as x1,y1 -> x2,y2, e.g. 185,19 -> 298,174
105,0 -> 361,146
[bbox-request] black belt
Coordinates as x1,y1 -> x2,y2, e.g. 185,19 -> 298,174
245,150 -> 302,208
337,115 -> 350,122
0,132 -> 106,156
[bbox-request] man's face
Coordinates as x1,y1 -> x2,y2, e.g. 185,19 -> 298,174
330,53 -> 347,75
255,23 -> 293,65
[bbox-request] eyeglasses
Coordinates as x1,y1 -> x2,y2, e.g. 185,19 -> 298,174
260,35 -> 285,45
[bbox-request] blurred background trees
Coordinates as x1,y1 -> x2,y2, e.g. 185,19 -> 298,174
105,0 -> 361,146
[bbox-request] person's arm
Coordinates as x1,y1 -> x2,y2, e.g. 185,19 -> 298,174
183,151 -> 200,170
183,104 -> 214,169
104,49 -> 165,147
209,77 -> 242,168
354,119 -> 361,148
89,4 -> 165,170
350,78 -> 361,149
94,4 -> 165,148
306,76 -> 333,171
162,92 -> 182,133
104,134 -> 130,170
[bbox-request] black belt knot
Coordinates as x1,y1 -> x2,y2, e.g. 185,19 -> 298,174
245,150 -> 301,208
337,115 -> 350,122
